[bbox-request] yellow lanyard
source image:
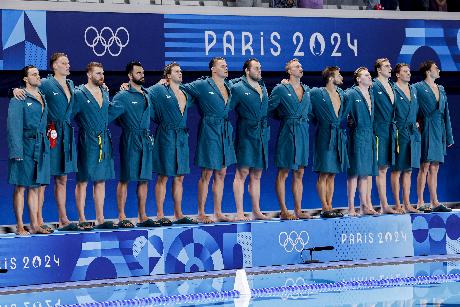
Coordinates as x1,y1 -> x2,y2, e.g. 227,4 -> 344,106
396,129 -> 400,154
98,134 -> 103,162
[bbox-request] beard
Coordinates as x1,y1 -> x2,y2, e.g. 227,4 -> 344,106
132,78 -> 145,85
91,77 -> 104,87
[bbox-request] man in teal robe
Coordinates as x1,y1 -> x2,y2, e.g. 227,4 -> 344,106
415,61 -> 454,212
310,66 -> 348,218
180,57 -> 236,223
11,53 -> 78,231
111,62 -> 157,228
372,58 -> 403,214
8,66 -> 51,235
148,63 -> 197,225
230,59 -> 270,221
73,62 -> 119,229
391,63 -> 421,213
345,67 -> 378,216
268,59 -> 311,220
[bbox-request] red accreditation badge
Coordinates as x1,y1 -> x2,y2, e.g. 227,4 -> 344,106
47,121 -> 58,148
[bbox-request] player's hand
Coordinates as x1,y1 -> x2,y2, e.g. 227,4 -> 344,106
120,83 -> 129,91
13,88 -> 27,100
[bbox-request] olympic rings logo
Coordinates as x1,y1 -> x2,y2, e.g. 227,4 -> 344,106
278,231 -> 310,253
84,26 -> 130,57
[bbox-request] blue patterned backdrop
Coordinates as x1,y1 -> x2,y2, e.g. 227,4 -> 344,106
0,213 -> 459,288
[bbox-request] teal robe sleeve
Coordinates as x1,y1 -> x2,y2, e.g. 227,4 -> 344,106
108,92 -> 126,123
268,85 -> 281,117
7,98 -> 24,159
181,79 -> 201,98
442,87 -> 454,146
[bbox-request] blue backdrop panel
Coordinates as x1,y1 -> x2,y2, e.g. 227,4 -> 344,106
252,215 -> 414,266
0,214 -> 458,288
1,9 -> 460,71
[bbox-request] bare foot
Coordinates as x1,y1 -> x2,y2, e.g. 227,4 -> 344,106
197,214 -> 214,224
381,206 -> 398,214
362,206 -> 379,215
214,213 -> 232,222
294,210 -> 311,219
252,211 -> 271,220
347,208 -> 359,217
280,211 -> 298,220
29,226 -> 51,235
404,204 -> 419,213
234,213 -> 251,221
393,206 -> 406,214
15,227 -> 30,236
58,218 -> 73,228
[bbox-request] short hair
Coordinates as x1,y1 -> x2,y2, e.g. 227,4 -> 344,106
242,58 -> 259,74
49,52 -> 68,69
322,66 -> 340,82
125,61 -> 143,75
353,67 -> 368,85
21,65 -> 37,86
394,63 -> 409,76
86,62 -> 103,73
284,58 -> 300,74
163,62 -> 180,79
419,60 -> 437,77
208,57 -> 226,71
374,58 -> 389,74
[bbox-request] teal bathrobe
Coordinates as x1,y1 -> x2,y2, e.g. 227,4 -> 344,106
149,84 -> 193,177
73,86 -> 117,182
268,83 -> 311,170
414,81 -> 454,163
40,75 -> 77,176
346,86 -> 377,176
182,77 -> 236,170
230,76 -> 270,169
372,78 -> 397,167
310,87 -> 348,174
111,85 -> 154,181
8,91 -> 50,186
393,84 -> 421,171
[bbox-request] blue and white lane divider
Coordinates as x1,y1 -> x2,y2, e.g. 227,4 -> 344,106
59,271 -> 460,307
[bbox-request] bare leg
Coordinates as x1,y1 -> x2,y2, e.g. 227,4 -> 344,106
277,169 -> 296,220
155,175 -> 168,219
293,168 -> 309,219
249,169 -> 270,220
366,175 -> 377,214
27,187 -> 48,234
197,169 -> 214,223
233,167 -> 250,221
13,186 -> 29,235
37,185 -> 45,226
347,176 -> 359,216
137,181 -> 149,222
390,171 -> 404,213
54,175 -> 71,227
375,166 -> 390,211
428,162 -> 440,207
317,173 -> 328,212
417,162 -> 430,208
360,176 -> 377,215
75,181 -> 88,223
93,181 -> 105,224
212,168 -> 231,222
172,176 -> 184,220
117,181 -> 128,222
402,171 -> 417,212
325,174 -> 336,211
